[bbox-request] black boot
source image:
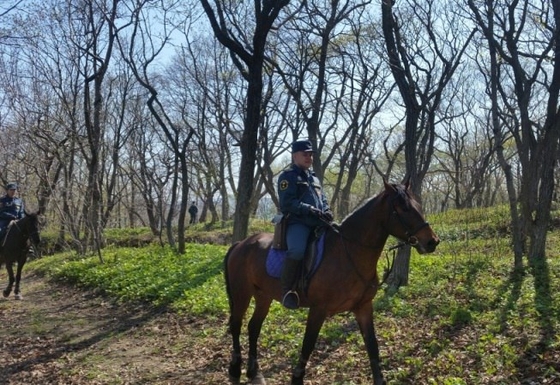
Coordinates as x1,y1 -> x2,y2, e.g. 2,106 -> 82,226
281,258 -> 300,309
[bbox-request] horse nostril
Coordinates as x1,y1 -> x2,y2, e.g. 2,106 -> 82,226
428,238 -> 439,250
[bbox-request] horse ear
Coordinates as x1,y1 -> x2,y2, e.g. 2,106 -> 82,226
403,175 -> 412,190
383,179 -> 398,193
383,178 -> 394,191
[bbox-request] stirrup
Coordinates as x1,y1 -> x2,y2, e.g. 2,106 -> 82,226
282,290 -> 299,309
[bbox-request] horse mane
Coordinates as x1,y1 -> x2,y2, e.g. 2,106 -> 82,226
19,211 -> 40,225
339,196 -> 378,225
339,183 -> 409,226
15,212 -> 36,226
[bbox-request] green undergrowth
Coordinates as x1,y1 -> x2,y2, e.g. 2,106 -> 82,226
31,244 -> 229,312
28,212 -> 560,384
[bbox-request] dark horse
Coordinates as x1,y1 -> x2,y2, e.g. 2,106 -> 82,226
224,181 -> 440,385
0,211 -> 41,300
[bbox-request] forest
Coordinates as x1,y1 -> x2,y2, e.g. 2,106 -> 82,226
0,0 -> 559,264
0,1 -> 559,384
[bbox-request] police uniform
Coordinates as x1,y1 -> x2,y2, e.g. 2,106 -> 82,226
277,140 -> 333,309
188,202 -> 198,224
0,183 -> 25,234
278,164 -> 330,254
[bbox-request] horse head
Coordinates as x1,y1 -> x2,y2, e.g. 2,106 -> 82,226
21,210 -> 42,247
382,180 -> 439,254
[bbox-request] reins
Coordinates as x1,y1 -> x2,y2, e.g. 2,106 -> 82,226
380,242 -> 406,286
1,221 -> 16,248
320,219 -> 407,289
317,189 -> 427,290
1,217 -> 39,248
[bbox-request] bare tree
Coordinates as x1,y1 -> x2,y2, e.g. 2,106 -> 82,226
269,1 -> 395,219
273,1 -> 370,178
381,0 -> 475,289
433,74 -> 500,210
73,0 -> 131,260
116,0 -> 193,253
200,0 -> 290,241
327,10 -> 394,216
170,36 -> 240,226
0,1 -> 24,41
467,0 -> 560,269
119,91 -> 173,235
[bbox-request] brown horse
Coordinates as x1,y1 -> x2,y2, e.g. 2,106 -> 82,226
224,181 -> 439,385
0,211 -> 41,300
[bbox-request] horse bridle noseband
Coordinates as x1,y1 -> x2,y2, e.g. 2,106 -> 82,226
390,205 -> 430,247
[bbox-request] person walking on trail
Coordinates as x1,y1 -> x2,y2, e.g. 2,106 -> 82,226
188,201 -> 198,224
277,139 -> 333,310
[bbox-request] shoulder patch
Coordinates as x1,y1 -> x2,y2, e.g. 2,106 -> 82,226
279,179 -> 289,191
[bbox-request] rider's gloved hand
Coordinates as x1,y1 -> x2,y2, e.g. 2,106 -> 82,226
321,211 -> 334,223
308,207 -> 322,218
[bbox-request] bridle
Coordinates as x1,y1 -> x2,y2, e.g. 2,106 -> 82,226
389,195 -> 430,247
318,191 -> 430,288
324,193 -> 430,250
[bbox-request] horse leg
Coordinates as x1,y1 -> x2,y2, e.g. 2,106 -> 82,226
14,254 -> 26,300
291,307 -> 327,385
246,295 -> 272,384
228,292 -> 251,383
354,302 -> 386,385
3,262 -> 14,298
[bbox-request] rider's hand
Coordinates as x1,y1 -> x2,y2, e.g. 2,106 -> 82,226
308,207 -> 322,218
322,211 -> 334,223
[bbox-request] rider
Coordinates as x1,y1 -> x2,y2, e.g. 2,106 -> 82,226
277,139 -> 333,309
0,182 -> 25,236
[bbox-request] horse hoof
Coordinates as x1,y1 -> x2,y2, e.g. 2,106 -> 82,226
228,364 -> 241,383
291,375 -> 304,385
2,291 -> 9,298
15,294 -> 23,300
250,372 -> 266,385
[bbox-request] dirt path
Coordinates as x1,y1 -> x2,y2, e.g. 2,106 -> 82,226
0,272 -> 232,385
0,273 -> 360,385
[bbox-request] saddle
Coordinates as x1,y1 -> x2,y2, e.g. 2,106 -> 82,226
267,228 -> 326,294
0,221 -> 15,247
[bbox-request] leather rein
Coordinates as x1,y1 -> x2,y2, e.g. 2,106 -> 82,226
2,217 -> 39,248
319,194 -> 430,288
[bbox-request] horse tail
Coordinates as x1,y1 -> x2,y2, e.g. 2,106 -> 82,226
224,241 -> 240,333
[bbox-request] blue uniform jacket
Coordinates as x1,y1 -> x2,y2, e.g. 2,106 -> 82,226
0,195 -> 25,222
278,164 -> 331,227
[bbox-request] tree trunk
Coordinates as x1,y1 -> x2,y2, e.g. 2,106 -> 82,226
232,99 -> 260,241
199,0 -> 290,242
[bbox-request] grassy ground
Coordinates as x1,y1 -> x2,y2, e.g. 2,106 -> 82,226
0,207 -> 558,384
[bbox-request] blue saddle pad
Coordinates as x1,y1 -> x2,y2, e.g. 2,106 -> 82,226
266,233 -> 326,278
